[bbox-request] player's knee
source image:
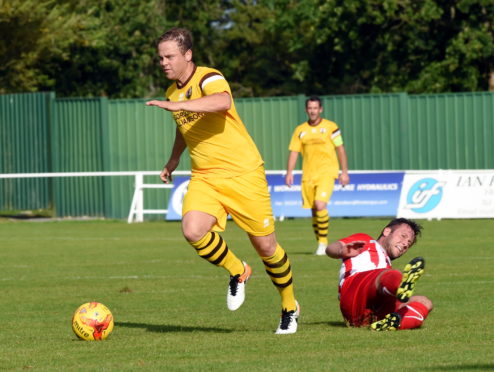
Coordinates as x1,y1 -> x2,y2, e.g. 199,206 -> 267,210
410,295 -> 433,311
377,269 -> 402,292
182,221 -> 207,242
249,233 -> 277,256
181,211 -> 215,242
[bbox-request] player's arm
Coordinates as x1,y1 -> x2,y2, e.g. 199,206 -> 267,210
336,145 -> 350,186
285,151 -> 299,187
326,240 -> 365,259
160,128 -> 186,184
146,92 -> 231,113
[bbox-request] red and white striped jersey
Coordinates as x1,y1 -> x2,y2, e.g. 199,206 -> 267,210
337,233 -> 392,288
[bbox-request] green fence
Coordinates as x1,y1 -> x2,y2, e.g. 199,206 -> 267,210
1,91 -> 493,218
0,92 -> 54,210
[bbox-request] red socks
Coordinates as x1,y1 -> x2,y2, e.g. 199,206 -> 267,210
379,270 -> 402,296
397,301 -> 430,329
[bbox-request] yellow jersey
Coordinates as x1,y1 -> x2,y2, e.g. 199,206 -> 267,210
166,66 -> 263,178
288,119 -> 343,180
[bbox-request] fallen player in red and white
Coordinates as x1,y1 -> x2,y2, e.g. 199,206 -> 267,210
325,218 -> 433,331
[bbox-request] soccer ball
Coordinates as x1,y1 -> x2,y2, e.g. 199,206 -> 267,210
72,302 -> 114,341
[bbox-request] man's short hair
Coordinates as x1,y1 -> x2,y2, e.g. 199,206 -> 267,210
305,95 -> 322,108
379,218 -> 423,244
157,27 -> 193,54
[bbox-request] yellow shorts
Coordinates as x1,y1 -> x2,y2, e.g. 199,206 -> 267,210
301,176 -> 336,208
182,166 -> 275,236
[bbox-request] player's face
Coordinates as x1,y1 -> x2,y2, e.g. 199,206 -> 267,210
382,224 -> 415,259
305,101 -> 323,123
157,40 -> 192,82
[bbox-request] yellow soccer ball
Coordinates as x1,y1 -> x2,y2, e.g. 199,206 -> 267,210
72,302 -> 114,341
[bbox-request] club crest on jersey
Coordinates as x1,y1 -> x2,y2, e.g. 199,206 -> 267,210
186,87 -> 192,99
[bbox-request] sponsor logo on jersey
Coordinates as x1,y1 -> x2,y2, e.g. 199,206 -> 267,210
172,110 -> 205,127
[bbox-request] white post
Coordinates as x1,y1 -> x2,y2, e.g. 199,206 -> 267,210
135,173 -> 144,222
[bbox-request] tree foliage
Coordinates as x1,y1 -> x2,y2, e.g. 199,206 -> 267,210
0,0 -> 84,93
1,0 -> 493,97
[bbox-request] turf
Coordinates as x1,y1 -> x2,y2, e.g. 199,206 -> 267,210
0,218 -> 493,371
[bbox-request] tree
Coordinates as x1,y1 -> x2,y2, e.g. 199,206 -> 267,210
0,0 -> 85,93
1,0 -> 493,97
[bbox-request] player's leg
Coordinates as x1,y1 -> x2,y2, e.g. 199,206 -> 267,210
339,270 -> 387,327
395,295 -> 433,330
371,258 -> 428,331
249,233 -> 299,334
312,201 -> 329,255
226,166 -> 299,333
182,210 -> 245,277
374,257 -> 425,302
182,180 -> 248,310
312,178 -> 335,255
396,257 -> 425,302
371,295 -> 433,331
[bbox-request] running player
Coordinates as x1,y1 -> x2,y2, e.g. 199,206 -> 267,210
146,27 -> 299,334
325,218 -> 433,330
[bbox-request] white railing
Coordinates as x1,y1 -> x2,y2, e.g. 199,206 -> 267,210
0,171 -> 190,223
0,170 -> 298,223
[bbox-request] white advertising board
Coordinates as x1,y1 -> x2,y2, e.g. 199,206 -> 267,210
398,170 -> 494,219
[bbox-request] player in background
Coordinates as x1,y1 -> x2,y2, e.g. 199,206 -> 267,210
146,27 -> 299,334
325,218 -> 433,331
285,96 -> 350,255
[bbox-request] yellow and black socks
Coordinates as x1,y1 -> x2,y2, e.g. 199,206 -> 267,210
190,231 -> 244,276
314,209 -> 329,244
262,244 -> 296,311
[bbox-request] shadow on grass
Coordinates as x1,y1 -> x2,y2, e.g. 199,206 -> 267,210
115,321 -> 233,334
291,251 -> 318,255
305,321 -> 347,328
424,364 -> 494,371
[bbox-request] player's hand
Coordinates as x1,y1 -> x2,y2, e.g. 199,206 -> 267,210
146,100 -> 178,112
339,172 -> 350,187
340,240 -> 365,258
160,159 -> 179,184
285,173 -> 294,187
160,167 -> 173,183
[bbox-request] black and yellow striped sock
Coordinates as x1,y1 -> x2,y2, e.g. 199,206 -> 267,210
262,244 -> 296,311
190,232 -> 244,276
316,209 -> 329,245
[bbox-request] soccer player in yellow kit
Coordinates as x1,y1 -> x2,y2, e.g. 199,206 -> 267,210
285,96 -> 350,255
146,27 -> 299,334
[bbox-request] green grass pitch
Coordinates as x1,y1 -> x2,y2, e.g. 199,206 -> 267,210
1,217 -> 493,371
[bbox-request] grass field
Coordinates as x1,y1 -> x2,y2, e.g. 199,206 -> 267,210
1,217 -> 493,371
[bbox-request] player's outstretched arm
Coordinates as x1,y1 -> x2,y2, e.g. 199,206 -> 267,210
146,92 -> 231,113
326,240 -> 365,259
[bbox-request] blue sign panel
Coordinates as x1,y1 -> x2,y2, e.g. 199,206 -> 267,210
165,176 -> 190,221
166,172 -> 405,220
328,172 -> 404,217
